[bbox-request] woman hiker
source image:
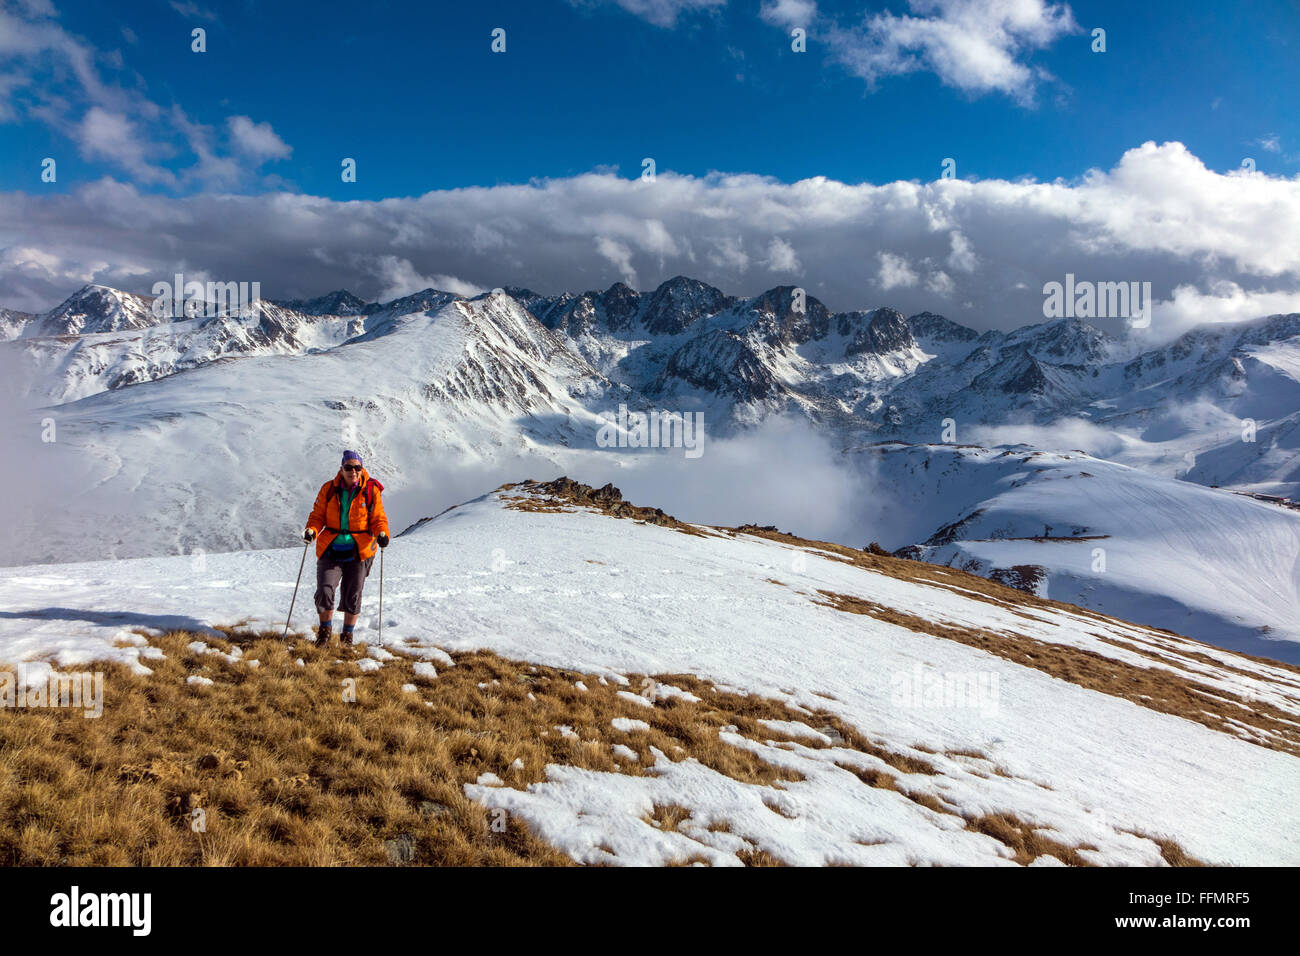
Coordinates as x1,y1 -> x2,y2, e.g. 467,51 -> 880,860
303,450 -> 390,646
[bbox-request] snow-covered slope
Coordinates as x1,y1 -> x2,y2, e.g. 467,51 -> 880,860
1,479 -> 1296,866
854,442 -> 1300,662
0,307 -> 37,342
8,293 -> 633,566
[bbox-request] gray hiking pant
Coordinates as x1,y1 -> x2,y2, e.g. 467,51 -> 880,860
314,550 -> 375,616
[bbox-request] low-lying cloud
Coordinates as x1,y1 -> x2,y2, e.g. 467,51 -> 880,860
965,418 -> 1132,459
572,414 -> 883,546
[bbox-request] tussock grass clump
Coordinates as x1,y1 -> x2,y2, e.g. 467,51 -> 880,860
963,812 -> 1101,867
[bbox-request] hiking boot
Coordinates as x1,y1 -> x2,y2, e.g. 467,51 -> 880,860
340,628 -> 354,646
315,622 -> 332,646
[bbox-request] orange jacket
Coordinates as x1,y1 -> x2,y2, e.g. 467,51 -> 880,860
306,467 -> 390,560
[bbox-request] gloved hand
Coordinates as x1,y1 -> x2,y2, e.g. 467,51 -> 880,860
377,533 -> 389,548
303,528 -> 316,542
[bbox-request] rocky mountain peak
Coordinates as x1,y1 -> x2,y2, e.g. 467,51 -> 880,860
39,284 -> 159,336
907,311 -> 979,343
839,307 -> 915,356
643,276 -> 729,335
278,289 -> 368,316
601,281 -> 641,332
376,288 -> 462,317
746,285 -> 831,346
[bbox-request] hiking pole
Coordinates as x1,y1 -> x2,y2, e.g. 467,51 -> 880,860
284,537 -> 311,638
378,544 -> 384,646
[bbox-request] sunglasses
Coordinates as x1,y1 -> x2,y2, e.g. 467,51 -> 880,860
341,464 -> 362,472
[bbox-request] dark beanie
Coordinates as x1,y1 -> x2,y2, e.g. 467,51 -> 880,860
341,450 -> 362,466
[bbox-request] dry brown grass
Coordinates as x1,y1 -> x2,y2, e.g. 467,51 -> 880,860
0,626 -> 972,867
736,847 -> 788,866
0,625 -> 1204,867
0,630 -> 578,866
962,812 -> 1104,867
1126,830 -> 1206,867
644,803 -> 694,832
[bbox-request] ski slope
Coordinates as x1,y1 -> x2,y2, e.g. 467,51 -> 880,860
1,482 -> 1297,866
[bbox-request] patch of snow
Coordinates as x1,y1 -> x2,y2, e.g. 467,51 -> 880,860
612,718 -> 651,733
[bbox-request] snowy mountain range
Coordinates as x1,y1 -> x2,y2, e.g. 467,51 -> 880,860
5,278 -> 1300,661
7,278 -> 1298,491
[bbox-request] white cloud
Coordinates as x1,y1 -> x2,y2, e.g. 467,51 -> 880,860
947,230 -> 977,272
373,255 -> 482,301
1,245 -> 66,279
0,5 -> 125,110
708,235 -> 749,272
765,236 -> 801,273
470,223 -> 507,253
226,115 -> 292,163
75,107 -> 176,186
591,413 -> 880,545
878,251 -> 918,289
168,1 -> 218,21
1143,281 -> 1300,342
767,0 -> 1079,104
4,142 -> 1300,345
0,72 -> 28,121
925,269 -> 955,296
595,236 -> 638,286
1257,134 -> 1281,153
170,106 -> 242,187
966,417 -> 1131,459
759,0 -> 818,28
572,0 -> 726,28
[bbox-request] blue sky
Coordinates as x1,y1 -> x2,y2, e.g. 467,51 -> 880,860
3,0 -> 1297,198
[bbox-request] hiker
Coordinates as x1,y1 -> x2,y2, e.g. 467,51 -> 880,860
303,450 -> 389,646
